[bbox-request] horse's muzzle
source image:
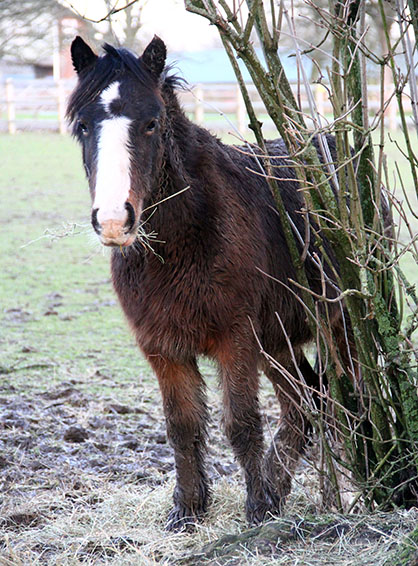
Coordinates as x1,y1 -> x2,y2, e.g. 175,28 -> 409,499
99,219 -> 136,247
92,202 -> 137,247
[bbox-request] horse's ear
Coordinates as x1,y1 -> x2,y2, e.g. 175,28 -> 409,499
141,36 -> 166,78
71,36 -> 98,74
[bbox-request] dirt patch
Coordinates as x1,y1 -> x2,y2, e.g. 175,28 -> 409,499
0,380 -> 177,496
0,369 -> 247,507
75,536 -> 145,561
0,512 -> 43,530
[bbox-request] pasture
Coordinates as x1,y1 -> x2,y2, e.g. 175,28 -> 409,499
0,132 -> 417,565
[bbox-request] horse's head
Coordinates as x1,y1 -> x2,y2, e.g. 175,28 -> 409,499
68,36 -> 167,247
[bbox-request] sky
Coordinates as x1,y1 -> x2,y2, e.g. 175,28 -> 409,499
65,0 -> 222,51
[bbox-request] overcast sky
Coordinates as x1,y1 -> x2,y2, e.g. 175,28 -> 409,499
66,0 -> 222,51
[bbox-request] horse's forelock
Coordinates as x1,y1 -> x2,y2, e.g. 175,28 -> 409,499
103,44 -> 151,85
67,43 -> 182,129
66,53 -> 122,126
67,45 -> 146,124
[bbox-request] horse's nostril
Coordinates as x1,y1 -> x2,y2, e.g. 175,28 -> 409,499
91,208 -> 101,234
124,202 -> 136,232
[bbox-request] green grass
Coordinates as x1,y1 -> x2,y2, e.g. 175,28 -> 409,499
0,133 -> 150,400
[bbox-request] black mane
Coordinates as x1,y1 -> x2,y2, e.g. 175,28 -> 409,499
102,43 -> 154,85
67,43 -> 181,126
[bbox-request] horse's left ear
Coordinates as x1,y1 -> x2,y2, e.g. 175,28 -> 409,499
141,36 -> 167,78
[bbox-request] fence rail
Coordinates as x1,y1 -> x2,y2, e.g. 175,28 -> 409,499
0,77 -> 408,135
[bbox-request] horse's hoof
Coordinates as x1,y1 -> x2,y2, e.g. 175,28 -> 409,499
245,489 -> 283,526
166,506 -> 198,532
246,502 -> 272,526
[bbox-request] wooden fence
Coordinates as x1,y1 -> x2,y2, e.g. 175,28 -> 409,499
0,77 -> 404,135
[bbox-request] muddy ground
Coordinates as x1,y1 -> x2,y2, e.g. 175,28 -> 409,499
1,367 -> 417,566
0,371 -> 245,505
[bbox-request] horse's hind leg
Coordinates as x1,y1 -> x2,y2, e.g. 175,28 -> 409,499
146,355 -> 209,531
217,339 -> 281,525
264,352 -> 318,505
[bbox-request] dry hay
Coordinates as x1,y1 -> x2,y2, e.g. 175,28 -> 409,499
1,467 -> 417,565
0,370 -> 416,565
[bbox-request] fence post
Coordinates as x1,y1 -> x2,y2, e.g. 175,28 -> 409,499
6,78 -> 16,134
387,95 -> 397,131
57,79 -> 66,134
236,84 -> 246,135
194,84 -> 204,124
384,65 -> 397,131
314,83 -> 325,118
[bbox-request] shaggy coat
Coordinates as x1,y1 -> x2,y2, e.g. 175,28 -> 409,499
68,36 -> 343,530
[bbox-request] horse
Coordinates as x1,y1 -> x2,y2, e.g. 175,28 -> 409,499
67,36 -> 346,531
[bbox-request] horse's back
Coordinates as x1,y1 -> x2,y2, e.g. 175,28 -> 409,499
217,136 -> 339,354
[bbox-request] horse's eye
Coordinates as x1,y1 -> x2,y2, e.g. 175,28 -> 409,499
78,120 -> 89,137
145,119 -> 157,134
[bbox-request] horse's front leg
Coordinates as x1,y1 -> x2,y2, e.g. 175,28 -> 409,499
217,341 -> 281,525
146,355 -> 209,531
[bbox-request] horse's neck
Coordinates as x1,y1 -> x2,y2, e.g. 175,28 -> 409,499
161,88 -> 222,187
144,102 -> 218,241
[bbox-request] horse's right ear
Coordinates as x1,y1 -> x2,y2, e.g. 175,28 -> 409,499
71,36 -> 98,74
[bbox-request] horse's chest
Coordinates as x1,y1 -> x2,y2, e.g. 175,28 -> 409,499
112,252 -> 219,357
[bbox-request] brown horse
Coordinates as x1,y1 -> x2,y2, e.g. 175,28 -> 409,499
68,36 -> 344,530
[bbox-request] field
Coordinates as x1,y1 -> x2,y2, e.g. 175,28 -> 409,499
0,132 -> 417,565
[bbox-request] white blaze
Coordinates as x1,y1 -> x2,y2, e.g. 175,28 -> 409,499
94,116 -> 132,224
101,81 -> 120,112
93,81 -> 133,225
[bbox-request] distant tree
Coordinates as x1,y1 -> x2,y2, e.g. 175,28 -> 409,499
0,0 -> 148,65
63,0 -> 149,53
0,0 -> 89,63
100,0 -> 148,52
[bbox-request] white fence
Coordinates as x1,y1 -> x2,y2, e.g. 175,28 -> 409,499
0,78 -> 69,134
0,77 -> 405,135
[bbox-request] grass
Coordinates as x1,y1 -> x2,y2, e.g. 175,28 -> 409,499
0,131 -> 417,565
0,133 -> 148,395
